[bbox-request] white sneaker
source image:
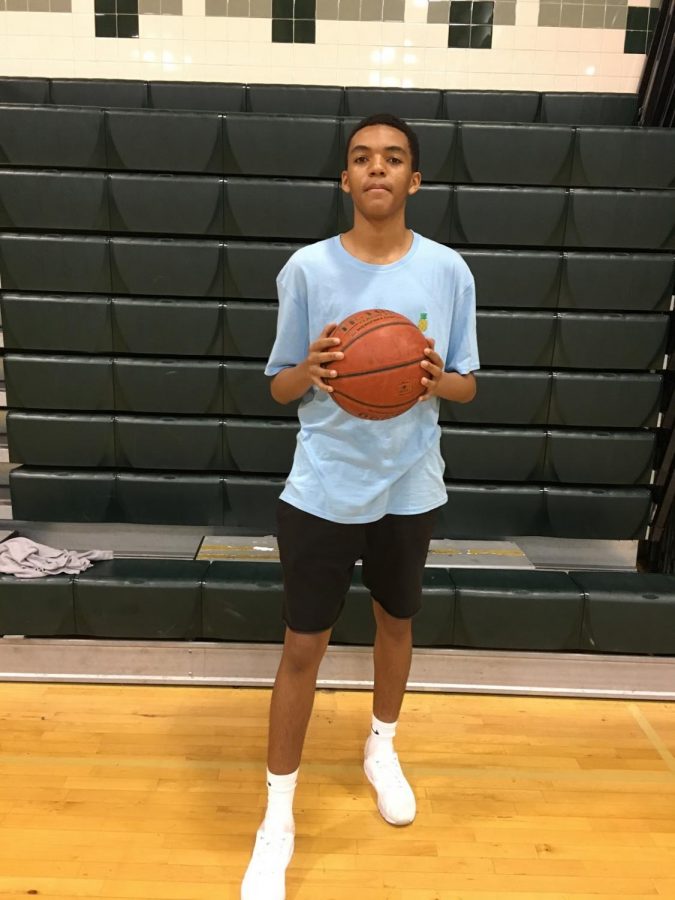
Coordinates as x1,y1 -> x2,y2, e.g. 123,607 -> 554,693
241,825 -> 294,900
364,748 -> 416,826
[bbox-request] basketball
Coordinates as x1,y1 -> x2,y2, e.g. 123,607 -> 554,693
327,309 -> 430,420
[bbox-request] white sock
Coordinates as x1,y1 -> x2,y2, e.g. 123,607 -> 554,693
366,714 -> 397,758
262,767 -> 298,834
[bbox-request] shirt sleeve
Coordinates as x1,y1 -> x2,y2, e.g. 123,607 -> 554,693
445,277 -> 480,375
264,262 -> 310,377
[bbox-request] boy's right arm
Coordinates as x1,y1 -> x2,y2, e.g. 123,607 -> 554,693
270,323 -> 344,405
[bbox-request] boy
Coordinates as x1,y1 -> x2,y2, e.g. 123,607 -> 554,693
241,113 -> 479,899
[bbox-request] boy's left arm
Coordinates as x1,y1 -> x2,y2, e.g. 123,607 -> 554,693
418,339 -> 477,404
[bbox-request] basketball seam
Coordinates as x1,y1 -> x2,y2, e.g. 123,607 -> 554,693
334,357 -> 426,380
338,318 -> 422,353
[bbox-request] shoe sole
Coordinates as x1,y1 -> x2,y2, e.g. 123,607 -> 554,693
363,761 -> 416,827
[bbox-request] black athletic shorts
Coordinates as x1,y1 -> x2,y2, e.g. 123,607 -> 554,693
276,499 -> 439,634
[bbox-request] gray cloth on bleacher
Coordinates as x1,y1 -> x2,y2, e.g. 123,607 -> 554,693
0,537 -> 113,579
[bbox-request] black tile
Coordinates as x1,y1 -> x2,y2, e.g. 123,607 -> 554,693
294,17 -> 315,39
624,28 -> 647,53
626,5 -> 649,29
448,23 -> 471,45
272,17 -> 294,40
117,13 -> 139,36
648,7 -> 660,27
273,0 -> 293,16
646,27 -> 655,49
95,12 -> 117,35
472,0 -> 493,24
294,0 -> 315,16
470,23 -> 492,47
95,0 -> 115,12
117,0 -> 138,12
449,1 -> 471,23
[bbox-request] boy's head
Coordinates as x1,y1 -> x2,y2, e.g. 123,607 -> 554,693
344,113 -> 421,174
341,114 -> 422,218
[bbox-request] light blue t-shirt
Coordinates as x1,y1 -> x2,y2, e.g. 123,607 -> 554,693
265,231 -> 480,524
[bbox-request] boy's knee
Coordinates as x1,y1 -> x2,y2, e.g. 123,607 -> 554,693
372,599 -> 413,637
282,627 -> 331,673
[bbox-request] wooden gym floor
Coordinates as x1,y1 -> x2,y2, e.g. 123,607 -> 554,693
0,682 -> 674,899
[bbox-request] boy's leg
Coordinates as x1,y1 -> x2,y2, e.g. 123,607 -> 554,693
361,507 -> 438,826
267,625 -> 332,776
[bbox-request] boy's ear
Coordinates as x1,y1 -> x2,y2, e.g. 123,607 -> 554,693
407,172 -> 422,195
340,170 -> 352,193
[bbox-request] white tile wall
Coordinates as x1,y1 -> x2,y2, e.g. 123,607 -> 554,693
0,3 -> 644,90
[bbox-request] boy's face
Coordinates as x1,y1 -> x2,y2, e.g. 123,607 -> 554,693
341,124 -> 421,220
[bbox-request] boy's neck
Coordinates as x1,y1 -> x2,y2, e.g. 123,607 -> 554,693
339,214 -> 413,265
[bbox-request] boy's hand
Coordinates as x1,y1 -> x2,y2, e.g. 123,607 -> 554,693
418,339 -> 445,402
304,323 -> 344,393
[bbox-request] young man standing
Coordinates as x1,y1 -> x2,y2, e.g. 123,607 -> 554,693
241,113 -> 480,899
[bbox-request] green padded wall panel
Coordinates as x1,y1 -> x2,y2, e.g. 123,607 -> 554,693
340,185 -> 452,244
0,573 -> 75,636
110,238 -> 223,297
51,79 -> 147,108
545,487 -> 651,539
440,371 -> 551,426
549,373 -> 662,428
0,170 -> 108,232
222,302 -> 276,358
108,174 -> 224,236
247,85 -> 344,116
5,355 -> 114,411
443,90 -> 540,123
1,295 -> 112,353
224,419 -> 298,473
540,93 -> 637,126
477,311 -> 556,367
224,362 -> 299,418
451,187 -> 567,246
439,484 -> 546,538
569,571 -> 675,655
224,242 -> 301,299
149,81 -> 245,112
553,313 -> 668,370
543,431 -> 655,484
74,559 -> 208,639
559,253 -> 675,312
0,234 -> 110,293
451,569 -> 583,650
226,179 -> 337,240
113,359 -> 222,414
571,128 -> 675,189
224,476 -> 284,529
345,87 -> 442,119
565,190 -> 675,250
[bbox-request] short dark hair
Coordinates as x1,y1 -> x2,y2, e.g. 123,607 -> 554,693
344,113 -> 420,173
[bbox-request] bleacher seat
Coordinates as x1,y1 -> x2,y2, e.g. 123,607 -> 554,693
565,189 -> 675,250
440,426 -> 547,481
454,124 -> 575,186
224,114 -> 341,178
113,358 -> 222,414
74,559 -> 209,639
540,92 -> 638,126
559,253 -> 675,311
572,127 -> 675,189
10,468 -> 117,522
115,416 -> 223,470
553,313 -> 668,370
0,573 -> 76,636
0,106 -> 106,169
545,487 -> 651,539
451,186 -> 568,246
443,90 -> 540,123
4,355 -> 114,411
222,302 -> 276,358
548,372 -> 662,427
440,371 -> 551,425
224,475 -> 285,529
339,184 -> 452,243
225,242 -> 302,298
451,569 -> 583,650
543,430 -> 656,484
108,174 -> 223,236
110,238 -> 223,297
440,483 -> 545,537
477,311 -> 556,367
0,170 -> 109,232
225,178 -> 337,240
344,87 -> 442,120
106,109 -> 223,173
224,362 -> 297,417
0,234 -> 111,293
148,81 -> 246,113
0,77 -> 50,105
1,295 -> 112,353
223,419 -> 298,472
111,299 -> 222,356
246,84 -> 344,116
50,78 -> 148,109
116,474 -> 223,525
460,250 -> 562,308
202,561 -> 286,642
7,412 -> 116,467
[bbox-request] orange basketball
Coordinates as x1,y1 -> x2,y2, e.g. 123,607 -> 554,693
327,309 -> 430,420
